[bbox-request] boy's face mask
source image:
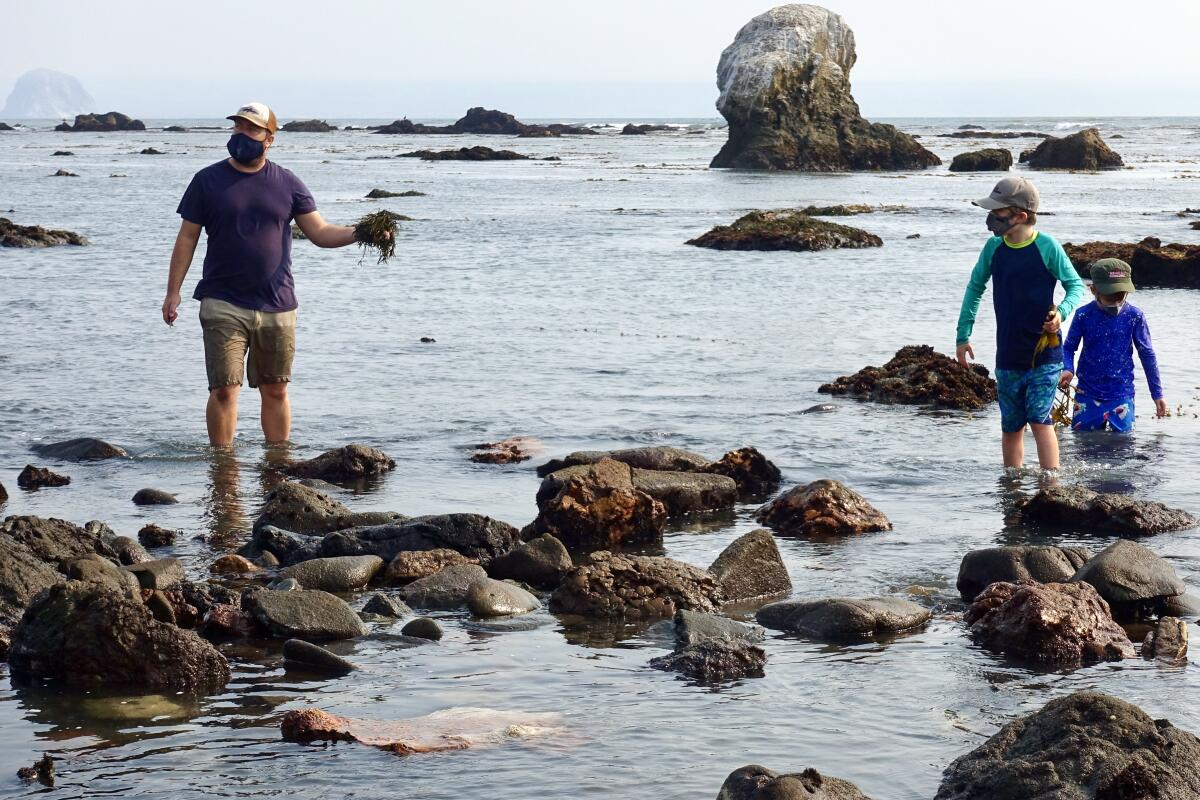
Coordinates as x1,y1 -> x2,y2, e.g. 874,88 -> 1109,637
986,211 -> 1018,236
1099,300 -> 1124,316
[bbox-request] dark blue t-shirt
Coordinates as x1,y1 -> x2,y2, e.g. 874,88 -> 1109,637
177,159 -> 317,312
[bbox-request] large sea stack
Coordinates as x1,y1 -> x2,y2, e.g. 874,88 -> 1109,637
710,4 -> 940,171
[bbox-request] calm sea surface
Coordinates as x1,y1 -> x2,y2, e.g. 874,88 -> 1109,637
1,116 -> 1199,798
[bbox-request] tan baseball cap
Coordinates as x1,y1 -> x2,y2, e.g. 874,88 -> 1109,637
973,176 -> 1040,213
227,101 -> 277,134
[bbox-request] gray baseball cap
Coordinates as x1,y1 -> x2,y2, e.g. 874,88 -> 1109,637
973,176 -> 1040,213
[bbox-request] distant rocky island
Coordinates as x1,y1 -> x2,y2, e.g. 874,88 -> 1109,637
1,69 -> 95,118
55,111 -> 145,132
373,107 -> 595,137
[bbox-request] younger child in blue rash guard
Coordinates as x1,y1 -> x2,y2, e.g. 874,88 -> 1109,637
956,177 -> 1085,471
1060,258 -> 1167,431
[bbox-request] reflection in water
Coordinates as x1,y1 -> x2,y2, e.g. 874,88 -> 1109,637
204,447 -> 246,546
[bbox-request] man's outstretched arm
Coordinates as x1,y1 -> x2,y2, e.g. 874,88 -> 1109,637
163,220 -> 202,325
294,211 -> 357,248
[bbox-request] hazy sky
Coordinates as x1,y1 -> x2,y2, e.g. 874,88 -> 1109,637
3,0 -> 1198,118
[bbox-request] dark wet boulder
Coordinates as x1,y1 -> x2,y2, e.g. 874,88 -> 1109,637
401,564 -> 488,610
1143,617 -> 1188,665
649,640 -> 766,682
466,577 -> 540,617
1070,539 -> 1186,620
1018,484 -> 1196,535
122,557 -> 185,590
624,469 -> 738,515
1064,237 -> 1200,290
137,523 -> 177,548
675,608 -> 764,648
956,545 -> 1091,602
163,125 -> 189,132
1024,127 -> 1124,170
933,691 -> 1200,800
17,465 -> 69,489
940,130 -> 1048,139
708,529 -> 792,602
1,516 -> 122,566
718,764 -> 874,800
964,581 -> 1135,666
52,169 -> 78,176
755,480 -> 891,537
687,210 -> 882,252
62,554 -> 140,595
622,123 -> 672,135
132,487 -> 177,505
249,524 -> 319,564
0,533 -> 62,629
549,550 -> 722,619
254,481 -> 402,535
385,548 -> 478,584
320,514 -> 519,565
949,148 -> 1013,172
282,638 -> 356,673
110,535 -> 151,565
756,596 -> 930,640
279,555 -> 384,592
284,444 -> 396,482
401,616 -> 443,640
245,589 -> 366,641
702,447 -> 782,497
710,6 -> 939,172
398,146 -> 531,161
529,459 -> 666,550
30,437 -> 126,461
281,119 -> 333,132
0,482 -> 6,504
362,591 -> 411,618
9,581 -> 229,693
0,217 -> 88,247
470,436 -> 541,464
365,188 -> 425,198
55,111 -> 145,132
818,345 -> 997,410
201,603 -> 260,639
487,533 -> 572,589
537,446 -> 710,477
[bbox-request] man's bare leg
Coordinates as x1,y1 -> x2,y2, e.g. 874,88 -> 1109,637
260,381 -> 291,444
1001,430 -> 1024,469
1029,423 -> 1060,471
207,385 -> 241,446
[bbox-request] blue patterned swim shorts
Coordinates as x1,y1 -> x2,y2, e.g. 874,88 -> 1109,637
995,362 -> 1062,433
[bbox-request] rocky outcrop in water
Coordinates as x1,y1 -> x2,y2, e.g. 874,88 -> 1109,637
949,148 -> 1013,172
701,447 -> 782,498
385,548 -> 478,584
16,753 -> 54,787
818,345 -> 997,410
279,555 -> 384,592
282,638 -> 357,673
132,488 -> 177,505
755,480 -> 891,537
466,577 -> 540,617
718,764 -> 874,800
284,444 -> 396,482
54,111 -> 145,132
649,639 -> 766,682
470,436 -> 541,464
31,437 -> 126,460
537,446 -> 710,476
245,588 -> 366,640
956,545 -> 1091,602
3,217 -> 87,248
934,691 -> 1200,800
964,581 -> 1135,666
686,210 -> 882,252
1018,484 -> 1197,536
622,123 -> 672,135
549,550 -> 722,619
529,459 -> 667,550
1070,539 -> 1186,621
939,130 -> 1048,139
402,563 -> 488,609
756,596 -> 930,640
281,119 -> 333,132
1143,617 -> 1188,665
1023,127 -> 1124,170
17,465 -> 69,489
1063,237 -> 1200,290
708,529 -> 792,602
318,514 -> 520,566
487,533 -> 572,589
373,107 -> 594,137
398,146 -> 531,161
366,188 -> 425,198
137,524 -> 177,548
9,581 -> 230,692
254,481 -> 401,535
710,5 -> 939,171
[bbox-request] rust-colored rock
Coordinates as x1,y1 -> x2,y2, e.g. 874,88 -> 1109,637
384,549 -> 478,584
755,480 -> 891,537
470,437 -> 542,464
964,581 -> 1135,666
16,464 -> 70,489
818,345 -> 997,411
702,447 -> 782,497
210,554 -> 261,575
549,550 -> 722,619
530,458 -> 666,550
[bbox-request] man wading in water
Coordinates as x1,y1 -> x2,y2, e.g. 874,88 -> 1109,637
161,102 -> 379,446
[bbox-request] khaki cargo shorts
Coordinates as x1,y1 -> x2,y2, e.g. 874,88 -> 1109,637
198,297 -> 296,390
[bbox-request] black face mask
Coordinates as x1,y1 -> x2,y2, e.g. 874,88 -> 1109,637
227,132 -> 265,165
986,211 -> 1016,236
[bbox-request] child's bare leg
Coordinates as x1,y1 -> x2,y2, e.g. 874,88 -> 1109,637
1029,423 -> 1059,470
1002,430 -> 1025,468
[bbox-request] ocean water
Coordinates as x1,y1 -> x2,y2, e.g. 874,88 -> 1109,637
1,116 -> 1200,798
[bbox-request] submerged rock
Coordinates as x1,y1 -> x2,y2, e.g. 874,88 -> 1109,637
398,146 -> 531,161
282,638 -> 356,673
401,616 -> 443,640
281,119 -> 333,132
717,764 -> 874,800
322,514 -> 519,566
710,5 -> 939,171
625,469 -> 738,515
210,553 -> 260,575
487,533 -> 572,589
1143,617 -> 1188,665
280,706 -> 563,752
934,691 -> 1200,799
756,596 -> 930,640
245,589 -> 367,640
949,148 -> 1013,172
16,753 -> 54,787
9,581 -> 230,692
284,444 -> 396,482
675,608 -> 765,648
621,123 -> 673,134
702,447 -> 782,497
1070,539 -> 1186,620
549,550 -> 722,619
1063,237 -> 1200,290
362,591 -> 411,618
386,548 -> 479,584
54,111 -> 145,131
1024,127 -> 1124,170
137,523 -> 178,548
1019,484 -> 1196,536
529,459 -> 666,550
254,481 -> 402,535
279,555 -> 384,592
708,529 -> 792,601
365,188 -> 425,198
470,436 -> 542,464
466,577 -> 540,618
30,437 -> 126,461
686,209 -> 882,251
536,446 -> 710,477
755,480 -> 891,537
17,464 -> 69,489
402,564 -> 488,609
964,581 -> 1135,666
132,488 -> 177,505
956,545 -> 1091,602
818,345 -> 997,411
649,640 -> 766,682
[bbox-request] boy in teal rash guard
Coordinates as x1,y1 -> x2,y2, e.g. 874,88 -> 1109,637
955,177 -> 1086,470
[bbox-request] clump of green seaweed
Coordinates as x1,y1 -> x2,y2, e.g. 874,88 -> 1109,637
353,210 -> 399,264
